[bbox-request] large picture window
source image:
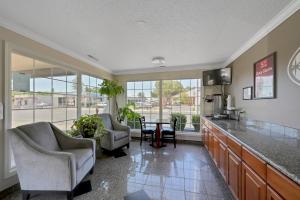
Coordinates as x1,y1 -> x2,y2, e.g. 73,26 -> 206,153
127,81 -> 159,129
11,52 -> 78,131
162,79 -> 201,131
126,79 -> 201,132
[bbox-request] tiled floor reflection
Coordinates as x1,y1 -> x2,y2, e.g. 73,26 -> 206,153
2,140 -> 233,200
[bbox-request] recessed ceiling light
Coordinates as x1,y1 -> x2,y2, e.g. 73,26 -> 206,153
136,20 -> 147,25
152,56 -> 166,66
87,54 -> 98,61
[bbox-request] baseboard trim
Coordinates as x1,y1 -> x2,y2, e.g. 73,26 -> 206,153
0,183 -> 20,199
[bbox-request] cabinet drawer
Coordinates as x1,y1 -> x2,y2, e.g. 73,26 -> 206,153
227,136 -> 242,157
267,165 -> 300,200
212,126 -> 227,144
242,147 -> 266,180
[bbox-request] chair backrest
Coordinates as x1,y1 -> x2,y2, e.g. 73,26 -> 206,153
17,122 -> 61,151
99,113 -> 113,130
139,116 -> 146,131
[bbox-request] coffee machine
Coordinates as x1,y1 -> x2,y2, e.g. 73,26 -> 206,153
212,94 -> 227,118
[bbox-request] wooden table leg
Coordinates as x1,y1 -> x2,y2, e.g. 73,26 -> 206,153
150,123 -> 166,148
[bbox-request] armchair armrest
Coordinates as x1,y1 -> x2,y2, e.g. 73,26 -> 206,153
100,129 -> 115,151
8,128 -> 76,191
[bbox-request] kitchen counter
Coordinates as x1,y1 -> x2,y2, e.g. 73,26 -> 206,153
202,116 -> 300,185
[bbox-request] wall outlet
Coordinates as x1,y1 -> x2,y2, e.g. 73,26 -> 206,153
0,102 -> 3,120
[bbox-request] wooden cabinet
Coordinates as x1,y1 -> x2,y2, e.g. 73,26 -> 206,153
201,118 -> 300,200
242,162 -> 266,200
219,141 -> 228,181
267,186 -> 283,200
208,131 -> 214,157
228,149 -> 242,200
213,136 -> 219,167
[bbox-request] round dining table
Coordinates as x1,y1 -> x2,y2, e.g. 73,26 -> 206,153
145,120 -> 170,148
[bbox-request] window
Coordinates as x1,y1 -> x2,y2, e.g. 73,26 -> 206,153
162,79 -> 201,131
11,53 -> 78,132
126,79 -> 201,132
127,81 -> 159,129
81,74 -> 108,115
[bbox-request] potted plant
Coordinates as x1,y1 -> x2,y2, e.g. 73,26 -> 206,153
170,113 -> 187,131
69,115 -> 105,138
98,79 -> 124,116
192,114 -> 200,131
118,102 -> 141,128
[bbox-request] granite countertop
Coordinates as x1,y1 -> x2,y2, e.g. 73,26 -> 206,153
202,116 -> 300,185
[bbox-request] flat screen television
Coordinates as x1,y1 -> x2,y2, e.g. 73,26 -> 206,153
203,67 -> 232,86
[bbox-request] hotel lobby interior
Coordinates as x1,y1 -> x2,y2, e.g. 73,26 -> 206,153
0,1 -> 300,200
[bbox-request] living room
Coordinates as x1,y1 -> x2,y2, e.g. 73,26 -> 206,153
0,1 -> 300,200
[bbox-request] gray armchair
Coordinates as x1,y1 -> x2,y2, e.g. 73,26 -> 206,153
8,122 -> 96,200
98,113 -> 130,151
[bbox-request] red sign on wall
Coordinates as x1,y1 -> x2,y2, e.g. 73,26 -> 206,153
255,56 -> 274,77
254,52 -> 276,99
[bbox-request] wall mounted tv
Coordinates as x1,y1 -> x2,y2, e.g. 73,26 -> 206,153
203,68 -> 232,86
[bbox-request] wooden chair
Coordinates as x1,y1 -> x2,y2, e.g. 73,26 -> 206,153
139,116 -> 155,146
161,118 -> 177,148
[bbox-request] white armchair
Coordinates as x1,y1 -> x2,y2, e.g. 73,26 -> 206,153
8,122 -> 96,200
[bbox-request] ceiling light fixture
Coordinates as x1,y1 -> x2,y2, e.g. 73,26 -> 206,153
87,54 -> 99,61
152,56 -> 166,66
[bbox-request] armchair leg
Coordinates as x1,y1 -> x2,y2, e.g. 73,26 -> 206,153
22,191 -> 30,200
127,143 -> 130,148
89,167 -> 94,175
140,133 -> 143,145
67,191 -> 74,200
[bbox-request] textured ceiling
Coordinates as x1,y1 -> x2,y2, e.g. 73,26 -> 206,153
0,0 -> 294,73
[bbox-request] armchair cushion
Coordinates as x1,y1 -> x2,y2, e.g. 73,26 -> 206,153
113,130 -> 129,141
64,148 -> 93,169
100,113 -> 113,130
18,122 -> 61,151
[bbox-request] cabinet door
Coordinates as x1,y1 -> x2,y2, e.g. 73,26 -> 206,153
242,162 -> 266,200
202,126 -> 208,149
204,130 -> 209,149
208,131 -> 214,157
228,149 -> 242,200
213,136 -> 219,167
267,186 -> 283,200
219,141 -> 228,181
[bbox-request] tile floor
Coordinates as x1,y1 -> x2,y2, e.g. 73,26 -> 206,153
3,140 -> 233,200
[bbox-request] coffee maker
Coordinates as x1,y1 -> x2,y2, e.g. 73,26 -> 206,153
212,94 -> 226,118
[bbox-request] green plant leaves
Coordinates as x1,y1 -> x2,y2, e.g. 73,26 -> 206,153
170,112 -> 187,131
98,79 -> 124,98
71,115 -> 105,138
